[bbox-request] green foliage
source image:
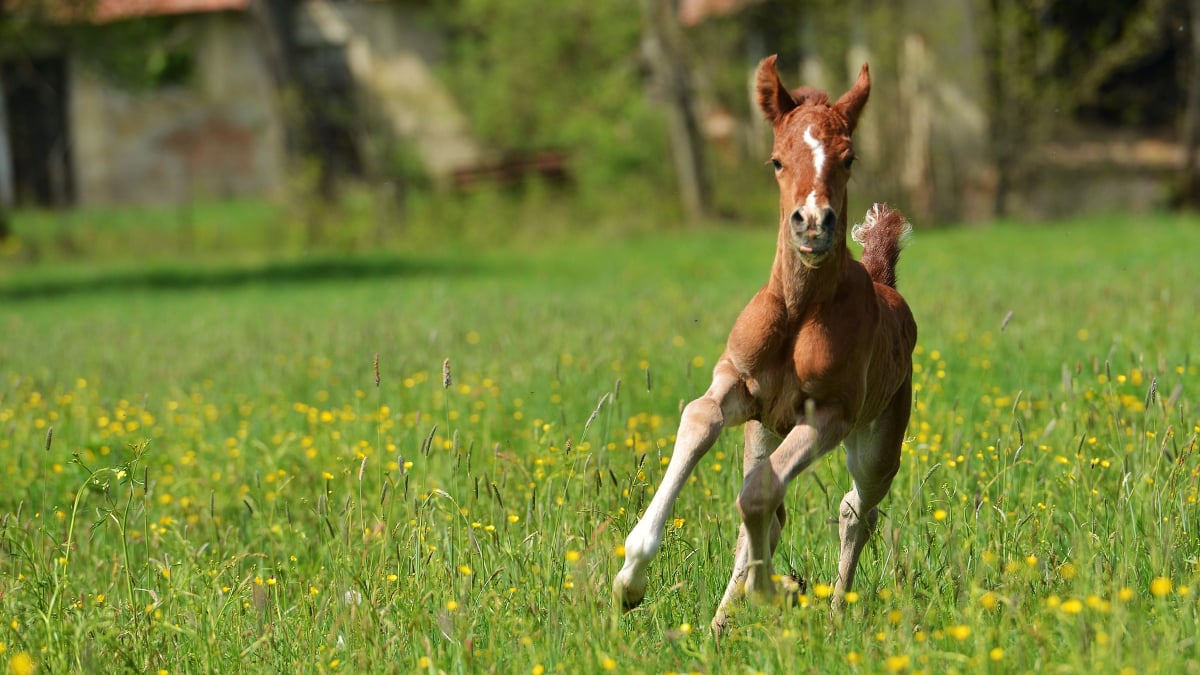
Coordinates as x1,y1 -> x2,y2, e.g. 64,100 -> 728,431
436,0 -> 678,197
73,17 -> 196,90
1,213 -> 1199,671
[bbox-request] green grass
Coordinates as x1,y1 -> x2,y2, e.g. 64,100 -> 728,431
1,211 -> 1199,673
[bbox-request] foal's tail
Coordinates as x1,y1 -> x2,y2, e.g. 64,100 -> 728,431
852,203 -> 912,289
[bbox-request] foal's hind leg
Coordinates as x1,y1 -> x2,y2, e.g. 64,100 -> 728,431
833,380 -> 910,606
613,359 -> 752,609
712,420 -> 784,633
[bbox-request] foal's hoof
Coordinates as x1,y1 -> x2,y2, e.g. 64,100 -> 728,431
612,573 -> 647,611
710,612 -> 730,638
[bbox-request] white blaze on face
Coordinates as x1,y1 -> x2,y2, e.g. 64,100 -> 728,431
803,125 -> 826,176
801,125 -> 826,220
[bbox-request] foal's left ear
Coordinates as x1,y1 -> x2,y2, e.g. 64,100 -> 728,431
834,63 -> 871,133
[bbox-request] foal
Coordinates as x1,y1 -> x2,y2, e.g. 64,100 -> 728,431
612,56 -> 917,632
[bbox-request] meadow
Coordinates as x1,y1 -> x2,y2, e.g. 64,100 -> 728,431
1,211 -> 1199,673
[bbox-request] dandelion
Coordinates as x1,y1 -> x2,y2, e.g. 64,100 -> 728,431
1150,576 -> 1173,598
1060,598 -> 1083,614
989,647 -> 1004,661
8,652 -> 34,675
884,654 -> 910,672
458,565 -> 473,576
1118,587 -> 1134,601
843,591 -> 859,604
532,666 -> 545,675
933,509 -> 947,521
565,550 -> 581,563
601,656 -> 617,670
813,583 -> 833,599
417,656 -> 431,668
446,600 -> 459,611
847,652 -> 862,666
979,591 -> 999,610
947,624 -> 971,640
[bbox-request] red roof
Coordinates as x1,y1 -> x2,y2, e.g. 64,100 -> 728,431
678,0 -> 762,26
91,0 -> 249,22
3,0 -> 249,23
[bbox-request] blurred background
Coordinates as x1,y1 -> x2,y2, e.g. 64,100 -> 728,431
0,0 -> 1194,263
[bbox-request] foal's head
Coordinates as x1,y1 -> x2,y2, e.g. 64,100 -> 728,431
755,55 -> 870,266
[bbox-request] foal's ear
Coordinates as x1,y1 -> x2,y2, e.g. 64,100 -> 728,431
755,55 -> 797,125
834,63 -> 871,133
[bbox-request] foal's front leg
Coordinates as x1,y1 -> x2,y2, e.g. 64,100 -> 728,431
613,361 -> 750,609
712,420 -> 783,632
735,405 -> 848,600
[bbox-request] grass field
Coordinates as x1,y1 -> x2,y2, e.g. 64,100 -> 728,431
2,211 -> 1199,673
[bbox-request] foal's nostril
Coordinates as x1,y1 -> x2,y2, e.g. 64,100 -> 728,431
790,208 -> 804,228
820,208 -> 837,232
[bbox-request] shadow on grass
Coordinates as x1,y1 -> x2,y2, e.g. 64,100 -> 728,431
0,252 -> 501,301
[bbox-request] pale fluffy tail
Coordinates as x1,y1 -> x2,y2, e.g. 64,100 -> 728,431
851,203 -> 912,289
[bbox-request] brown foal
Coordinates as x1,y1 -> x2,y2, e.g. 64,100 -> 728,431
612,55 -> 917,633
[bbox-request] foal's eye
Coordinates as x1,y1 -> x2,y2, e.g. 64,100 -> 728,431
771,158 -> 783,172
843,155 -> 856,171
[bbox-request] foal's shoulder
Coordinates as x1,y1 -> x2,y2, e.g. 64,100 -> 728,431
726,286 -> 788,371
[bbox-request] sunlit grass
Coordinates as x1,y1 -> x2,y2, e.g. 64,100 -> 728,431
1,213 -> 1198,672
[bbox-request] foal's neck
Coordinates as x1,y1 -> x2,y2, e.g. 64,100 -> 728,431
768,225 -> 849,316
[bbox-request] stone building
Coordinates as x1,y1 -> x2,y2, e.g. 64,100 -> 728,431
0,0 -> 481,208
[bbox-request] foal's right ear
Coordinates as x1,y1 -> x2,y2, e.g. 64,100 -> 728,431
755,55 -> 797,125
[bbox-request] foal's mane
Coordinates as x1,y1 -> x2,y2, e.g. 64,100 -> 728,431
788,86 -> 830,109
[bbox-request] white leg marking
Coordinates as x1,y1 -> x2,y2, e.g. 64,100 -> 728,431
613,395 -> 725,608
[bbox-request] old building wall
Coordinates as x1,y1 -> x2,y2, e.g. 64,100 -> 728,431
297,1 -> 484,182
70,12 -> 284,205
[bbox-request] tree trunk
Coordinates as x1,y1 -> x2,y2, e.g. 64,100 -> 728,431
1180,0 -> 1200,208
640,0 -> 712,221
981,0 -> 1013,218
0,70 -> 11,241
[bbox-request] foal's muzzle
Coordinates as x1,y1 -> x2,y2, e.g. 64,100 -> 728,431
790,206 -> 838,255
